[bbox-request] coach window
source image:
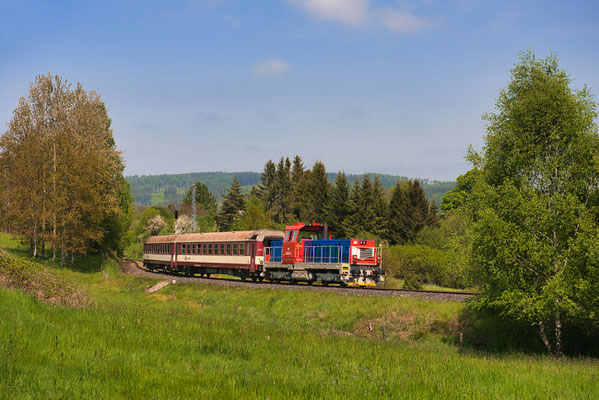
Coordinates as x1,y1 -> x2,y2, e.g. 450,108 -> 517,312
239,243 -> 245,256
218,243 -> 222,255
232,243 -> 238,255
225,243 -> 230,255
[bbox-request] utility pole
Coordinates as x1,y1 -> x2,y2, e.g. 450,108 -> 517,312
191,184 -> 197,232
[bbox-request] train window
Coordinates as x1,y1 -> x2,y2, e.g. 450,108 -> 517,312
192,244 -> 196,254
239,243 -> 245,255
219,243 -> 224,255
232,243 -> 238,255
226,243 -> 231,255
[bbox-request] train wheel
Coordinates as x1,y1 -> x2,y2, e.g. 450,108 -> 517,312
307,280 -> 314,286
339,281 -> 348,288
322,282 -> 329,287
251,276 -> 257,282
241,275 -> 246,282
258,277 -> 264,282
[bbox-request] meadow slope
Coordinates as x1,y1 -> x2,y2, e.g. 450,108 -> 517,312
0,234 -> 597,399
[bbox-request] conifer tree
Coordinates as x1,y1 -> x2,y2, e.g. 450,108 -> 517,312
258,160 -> 276,216
216,176 -> 245,231
426,200 -> 440,227
304,161 -> 331,223
290,155 -> 307,220
371,176 -> 389,238
329,171 -> 351,237
386,181 -> 408,244
273,157 -> 292,223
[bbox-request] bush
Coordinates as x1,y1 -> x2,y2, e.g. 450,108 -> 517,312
383,244 -> 451,287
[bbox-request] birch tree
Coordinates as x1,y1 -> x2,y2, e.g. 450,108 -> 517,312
470,51 -> 599,356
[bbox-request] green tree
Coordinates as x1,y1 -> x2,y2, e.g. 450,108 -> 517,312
182,181 -> 217,216
386,181 -> 408,244
304,161 -> 331,223
273,157 -> 292,223
290,155 -> 308,220
258,160 -> 276,216
1,74 -> 127,264
328,171 -> 351,237
237,195 -> 271,230
441,169 -> 479,213
217,176 -> 245,231
469,50 -> 599,356
371,176 -> 389,238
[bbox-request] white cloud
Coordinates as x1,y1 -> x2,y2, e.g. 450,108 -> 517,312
253,59 -> 290,77
375,8 -> 433,33
289,0 -> 433,33
288,0 -> 369,25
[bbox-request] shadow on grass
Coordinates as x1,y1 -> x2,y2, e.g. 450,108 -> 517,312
0,234 -> 103,274
445,306 -> 599,358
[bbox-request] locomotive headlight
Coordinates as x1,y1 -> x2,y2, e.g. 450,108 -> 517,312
352,255 -> 357,264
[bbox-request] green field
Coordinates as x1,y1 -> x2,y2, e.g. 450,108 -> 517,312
0,234 -> 597,399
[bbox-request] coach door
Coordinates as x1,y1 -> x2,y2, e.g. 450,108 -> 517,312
249,241 -> 256,273
171,241 -> 177,270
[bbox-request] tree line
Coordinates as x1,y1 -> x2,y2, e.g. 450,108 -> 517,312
0,74 -> 132,265
179,156 -> 439,244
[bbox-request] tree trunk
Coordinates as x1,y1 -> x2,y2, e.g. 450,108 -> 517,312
52,245 -> 56,262
538,320 -> 553,354
60,250 -> 65,268
71,252 -> 75,265
555,311 -> 563,357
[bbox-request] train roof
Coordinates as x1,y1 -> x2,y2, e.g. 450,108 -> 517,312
145,229 -> 285,244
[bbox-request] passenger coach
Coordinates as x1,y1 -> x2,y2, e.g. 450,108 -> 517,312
143,230 -> 285,280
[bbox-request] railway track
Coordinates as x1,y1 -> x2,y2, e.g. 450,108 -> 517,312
122,259 -> 475,301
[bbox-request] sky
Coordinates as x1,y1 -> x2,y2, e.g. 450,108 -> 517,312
1,0 -> 598,181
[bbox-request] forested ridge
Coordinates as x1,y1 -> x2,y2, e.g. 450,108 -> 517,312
126,171 -> 455,206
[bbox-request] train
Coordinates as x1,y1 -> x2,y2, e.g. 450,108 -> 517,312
142,222 -> 384,286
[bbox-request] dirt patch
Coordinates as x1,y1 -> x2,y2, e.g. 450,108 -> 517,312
354,310 -> 459,340
0,252 -> 92,308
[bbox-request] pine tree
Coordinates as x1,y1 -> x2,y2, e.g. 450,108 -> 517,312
216,176 -> 245,231
258,160 -> 276,217
386,181 -> 408,244
304,161 -> 331,223
426,200 -> 440,227
371,176 -> 389,238
273,157 -> 292,223
345,179 -> 363,237
290,155 -> 307,220
329,171 -> 351,237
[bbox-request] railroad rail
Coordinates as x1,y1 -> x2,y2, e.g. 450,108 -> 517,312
122,259 -> 475,301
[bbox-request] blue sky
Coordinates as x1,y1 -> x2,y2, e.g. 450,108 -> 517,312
1,0 -> 598,180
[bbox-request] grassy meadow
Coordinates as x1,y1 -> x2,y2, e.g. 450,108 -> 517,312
0,233 -> 597,399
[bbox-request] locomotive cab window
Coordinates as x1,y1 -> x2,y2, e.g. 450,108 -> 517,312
240,243 -> 245,255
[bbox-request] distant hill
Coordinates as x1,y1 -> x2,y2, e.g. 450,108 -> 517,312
126,172 -> 455,207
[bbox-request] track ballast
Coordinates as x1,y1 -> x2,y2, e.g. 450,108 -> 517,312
122,259 -> 475,302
